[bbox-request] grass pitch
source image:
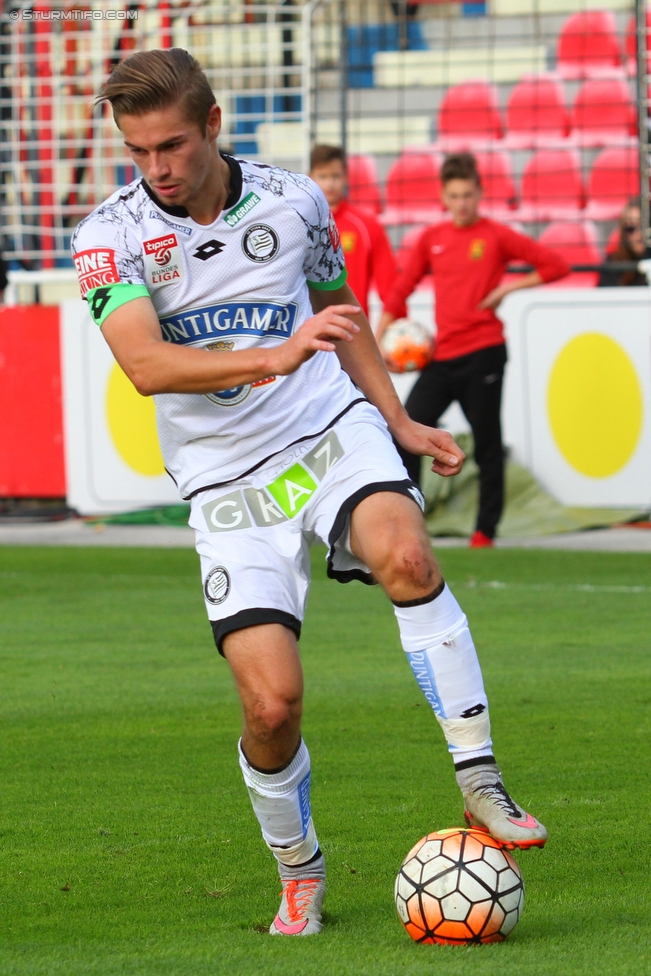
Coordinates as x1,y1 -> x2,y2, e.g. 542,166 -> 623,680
0,543 -> 650,976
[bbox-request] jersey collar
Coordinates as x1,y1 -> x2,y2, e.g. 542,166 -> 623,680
140,152 -> 243,220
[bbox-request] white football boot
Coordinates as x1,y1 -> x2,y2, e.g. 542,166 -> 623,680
457,762 -> 548,850
269,877 -> 326,936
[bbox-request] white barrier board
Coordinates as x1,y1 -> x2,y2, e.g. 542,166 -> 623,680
61,300 -> 182,514
502,289 -> 651,508
62,288 -> 651,514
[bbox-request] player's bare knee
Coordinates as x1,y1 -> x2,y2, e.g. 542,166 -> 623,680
380,541 -> 440,596
245,695 -> 302,741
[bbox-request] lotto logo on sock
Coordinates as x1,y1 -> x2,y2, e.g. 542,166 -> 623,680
460,704 -> 486,718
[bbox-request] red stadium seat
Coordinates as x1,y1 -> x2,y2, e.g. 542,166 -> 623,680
538,220 -> 601,286
585,146 -> 640,221
538,220 -> 601,263
571,79 -> 637,147
347,154 -> 382,214
557,11 -> 622,80
473,151 -> 517,219
505,75 -> 571,149
382,152 -> 444,225
436,81 -> 503,151
518,149 -> 584,221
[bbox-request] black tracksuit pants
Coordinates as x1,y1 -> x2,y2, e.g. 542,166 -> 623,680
397,343 -> 507,539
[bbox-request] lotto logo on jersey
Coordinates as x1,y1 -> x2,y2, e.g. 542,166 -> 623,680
73,248 -> 120,297
143,234 -> 184,285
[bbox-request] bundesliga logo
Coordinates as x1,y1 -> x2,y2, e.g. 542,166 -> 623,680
143,234 -> 182,284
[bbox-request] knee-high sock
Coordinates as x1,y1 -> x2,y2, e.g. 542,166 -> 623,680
394,582 -> 494,766
238,738 -> 321,869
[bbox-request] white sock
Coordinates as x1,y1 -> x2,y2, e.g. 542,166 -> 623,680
394,583 -> 494,765
238,738 -> 321,868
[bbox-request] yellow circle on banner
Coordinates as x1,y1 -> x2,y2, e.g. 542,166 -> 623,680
106,363 -> 165,476
547,333 -> 643,478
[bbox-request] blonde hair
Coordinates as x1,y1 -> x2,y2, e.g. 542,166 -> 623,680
97,48 -> 216,133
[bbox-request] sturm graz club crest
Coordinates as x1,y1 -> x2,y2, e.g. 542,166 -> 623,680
204,566 -> 231,605
242,224 -> 279,263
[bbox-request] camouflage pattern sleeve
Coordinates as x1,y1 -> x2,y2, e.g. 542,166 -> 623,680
70,187 -> 147,299
289,176 -> 347,290
70,189 -> 152,327
234,163 -> 348,291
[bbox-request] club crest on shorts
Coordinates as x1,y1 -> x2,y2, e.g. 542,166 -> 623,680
242,224 -> 279,263
408,484 -> 425,510
204,566 -> 231,605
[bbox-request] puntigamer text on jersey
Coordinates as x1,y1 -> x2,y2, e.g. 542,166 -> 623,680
159,301 -> 298,344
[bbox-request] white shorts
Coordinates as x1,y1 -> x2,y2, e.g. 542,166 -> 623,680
189,402 -> 424,653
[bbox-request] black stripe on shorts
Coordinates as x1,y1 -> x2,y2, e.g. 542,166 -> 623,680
326,479 -> 424,585
211,608 -> 302,656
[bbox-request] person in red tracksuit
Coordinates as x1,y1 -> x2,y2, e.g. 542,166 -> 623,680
377,153 -> 569,548
309,145 -> 406,319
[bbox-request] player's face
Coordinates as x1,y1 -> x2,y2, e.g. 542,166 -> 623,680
441,178 -> 482,227
310,159 -> 347,209
119,102 -> 222,212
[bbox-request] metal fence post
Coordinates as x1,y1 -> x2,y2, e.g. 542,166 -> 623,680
339,0 -> 347,155
636,0 -> 650,247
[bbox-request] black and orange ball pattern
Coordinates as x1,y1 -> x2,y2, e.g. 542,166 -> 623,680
395,828 -> 524,945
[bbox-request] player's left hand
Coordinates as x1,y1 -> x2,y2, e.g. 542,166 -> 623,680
477,286 -> 508,311
394,421 -> 465,477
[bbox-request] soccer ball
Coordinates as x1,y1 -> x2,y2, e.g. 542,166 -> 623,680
395,828 -> 524,945
379,318 -> 431,372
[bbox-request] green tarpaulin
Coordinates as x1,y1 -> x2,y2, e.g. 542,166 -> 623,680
422,434 -> 647,538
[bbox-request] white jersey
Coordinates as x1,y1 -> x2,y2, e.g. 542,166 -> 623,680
71,156 -> 365,499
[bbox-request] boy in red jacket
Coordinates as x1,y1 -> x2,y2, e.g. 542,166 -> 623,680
378,153 -> 569,547
310,145 -> 406,319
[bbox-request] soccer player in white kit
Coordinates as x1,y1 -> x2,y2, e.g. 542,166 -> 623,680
72,49 -> 547,936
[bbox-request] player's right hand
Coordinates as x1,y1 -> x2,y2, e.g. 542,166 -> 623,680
272,305 -> 360,375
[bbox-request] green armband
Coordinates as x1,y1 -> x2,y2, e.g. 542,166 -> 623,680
85,282 -> 150,327
306,268 -> 348,291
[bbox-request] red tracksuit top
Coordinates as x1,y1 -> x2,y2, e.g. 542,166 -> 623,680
333,200 -> 407,318
383,216 -> 569,361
